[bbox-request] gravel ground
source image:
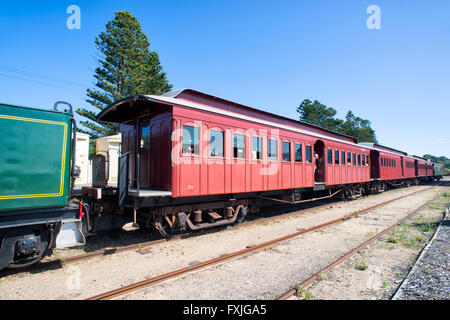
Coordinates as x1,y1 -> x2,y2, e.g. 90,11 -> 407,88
122,186 -> 445,300
290,189 -> 449,300
393,206 -> 449,300
0,182 -> 447,300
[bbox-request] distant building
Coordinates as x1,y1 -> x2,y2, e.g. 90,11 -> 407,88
74,133 -> 121,187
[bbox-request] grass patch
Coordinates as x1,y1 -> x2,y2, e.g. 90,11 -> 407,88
355,261 -> 368,271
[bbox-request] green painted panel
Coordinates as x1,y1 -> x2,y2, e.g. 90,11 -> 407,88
0,103 -> 72,211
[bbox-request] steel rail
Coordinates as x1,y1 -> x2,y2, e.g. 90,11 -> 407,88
1,182 -> 444,278
0,199 -> 340,276
86,183 -> 445,300
57,201 -> 335,265
276,195 -> 443,300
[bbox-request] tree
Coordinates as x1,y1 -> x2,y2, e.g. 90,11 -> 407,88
76,10 -> 172,139
423,154 -> 450,168
297,99 -> 378,143
338,111 -> 377,143
297,99 -> 343,132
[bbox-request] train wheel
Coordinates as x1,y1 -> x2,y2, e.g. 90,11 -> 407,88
235,205 -> 248,224
154,216 -> 185,238
6,228 -> 53,269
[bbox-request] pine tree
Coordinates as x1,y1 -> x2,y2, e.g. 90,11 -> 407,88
338,111 -> 377,143
76,10 -> 172,138
297,99 -> 343,132
297,99 -> 377,143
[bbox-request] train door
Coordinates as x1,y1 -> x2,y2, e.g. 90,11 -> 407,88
414,160 -> 418,176
120,121 -> 137,188
400,157 -> 404,177
314,140 -> 325,183
138,117 -> 151,188
370,150 -> 380,179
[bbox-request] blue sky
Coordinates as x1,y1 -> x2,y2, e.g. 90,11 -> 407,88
0,0 -> 449,157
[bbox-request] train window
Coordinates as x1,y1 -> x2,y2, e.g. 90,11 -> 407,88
358,154 -> 361,166
341,151 -> 345,165
366,155 -> 369,166
282,142 -> 291,162
210,130 -> 224,157
327,149 -> 332,164
233,133 -> 245,158
182,125 -> 200,155
347,152 -> 351,165
252,137 -> 262,160
353,153 -> 356,166
295,144 -> 302,162
362,155 -> 365,166
268,139 -> 278,161
335,150 -> 339,165
140,119 -> 150,150
306,145 -> 312,163
394,160 -> 396,168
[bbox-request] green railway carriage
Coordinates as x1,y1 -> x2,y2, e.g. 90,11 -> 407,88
0,102 -> 85,270
433,162 -> 445,180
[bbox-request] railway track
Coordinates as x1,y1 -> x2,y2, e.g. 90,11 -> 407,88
0,182 -> 444,279
276,194 -> 444,300
86,182 -> 448,300
0,199 -> 337,277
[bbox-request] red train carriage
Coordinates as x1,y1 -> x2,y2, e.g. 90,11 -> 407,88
403,157 -> 416,179
413,155 -> 434,180
93,89 -> 373,235
360,143 -> 427,187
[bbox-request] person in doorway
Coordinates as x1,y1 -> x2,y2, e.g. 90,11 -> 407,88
314,152 -> 319,172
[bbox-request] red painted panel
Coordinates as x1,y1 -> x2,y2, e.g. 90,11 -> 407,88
250,162 -> 263,191
231,161 -> 246,193
207,161 -> 226,194
282,162 -> 291,189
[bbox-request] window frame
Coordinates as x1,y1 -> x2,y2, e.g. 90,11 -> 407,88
334,150 -> 339,165
182,124 -> 200,156
268,139 -> 278,161
282,141 -> 291,162
251,136 -> 262,160
232,132 -> 246,159
295,143 -> 302,162
305,145 -> 312,163
209,128 -> 224,158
